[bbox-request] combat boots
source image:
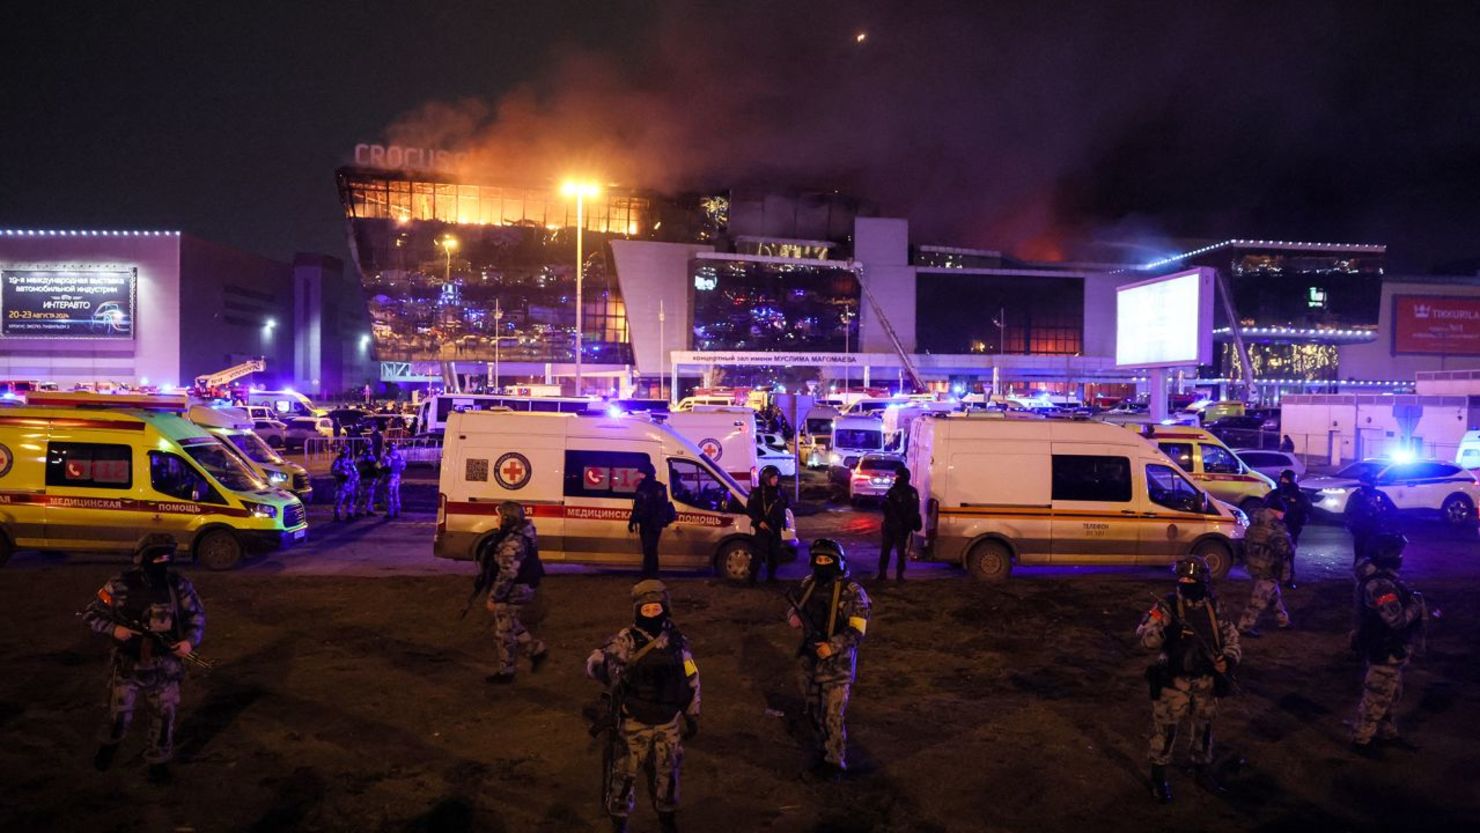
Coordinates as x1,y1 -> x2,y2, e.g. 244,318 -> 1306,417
1150,764 -> 1172,803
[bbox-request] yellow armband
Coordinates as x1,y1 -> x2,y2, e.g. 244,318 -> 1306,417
683,658 -> 698,677
848,616 -> 868,635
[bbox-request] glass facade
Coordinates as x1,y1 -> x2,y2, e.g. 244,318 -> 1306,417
1187,247 -> 1384,331
915,272 -> 1084,355
347,217 -> 631,364
689,257 -> 860,352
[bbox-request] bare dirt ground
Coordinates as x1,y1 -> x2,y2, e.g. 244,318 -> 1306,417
2,476 -> 1478,832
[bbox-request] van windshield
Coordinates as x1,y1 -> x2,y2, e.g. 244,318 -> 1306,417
184,440 -> 266,492
835,429 -> 882,450
227,432 -> 284,465
806,418 -> 833,434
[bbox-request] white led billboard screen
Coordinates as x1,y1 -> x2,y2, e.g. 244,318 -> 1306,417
1115,268 -> 1213,368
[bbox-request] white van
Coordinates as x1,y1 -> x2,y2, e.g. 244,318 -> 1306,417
416,393 -> 599,435
906,414 -> 1246,582
828,414 -> 887,470
674,395 -> 739,412
662,406 -> 761,485
801,405 -> 840,468
1458,430 -> 1480,471
247,389 -> 321,419
188,405 -> 313,502
435,411 -> 796,581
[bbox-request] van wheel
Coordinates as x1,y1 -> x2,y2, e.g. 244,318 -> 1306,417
965,540 -> 1012,582
1193,540 -> 1233,580
1441,494 -> 1476,527
196,529 -> 245,571
714,540 -> 757,584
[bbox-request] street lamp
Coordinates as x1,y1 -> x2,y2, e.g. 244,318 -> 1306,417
492,298 -> 503,392
561,179 -> 600,395
841,306 -> 856,394
440,235 -> 458,284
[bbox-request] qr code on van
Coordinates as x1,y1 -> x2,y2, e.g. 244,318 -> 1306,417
466,459 -> 489,482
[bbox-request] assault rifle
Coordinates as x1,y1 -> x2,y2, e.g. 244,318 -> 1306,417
784,590 -> 829,658
80,608 -> 214,672
460,530 -> 507,619
585,682 -> 624,812
1147,593 -> 1237,697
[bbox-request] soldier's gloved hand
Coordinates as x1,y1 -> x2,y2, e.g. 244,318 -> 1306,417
172,640 -> 194,658
111,625 -> 139,642
815,642 -> 834,659
682,714 -> 699,740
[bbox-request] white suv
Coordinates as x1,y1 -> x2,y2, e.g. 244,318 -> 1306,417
1300,458 -> 1480,526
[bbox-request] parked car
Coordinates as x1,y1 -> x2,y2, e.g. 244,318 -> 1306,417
1299,458 -> 1480,526
252,418 -> 288,448
756,433 -> 797,477
283,416 -> 333,451
325,408 -> 374,435
1233,448 -> 1305,482
848,452 -> 906,505
1205,415 -> 1275,449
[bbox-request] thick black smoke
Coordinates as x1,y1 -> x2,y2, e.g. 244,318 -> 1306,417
386,1 -> 1480,269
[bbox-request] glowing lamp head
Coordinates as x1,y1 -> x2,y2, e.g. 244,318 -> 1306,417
607,405 -> 625,418
442,237 -> 458,251
1391,448 -> 1417,464
560,180 -> 600,199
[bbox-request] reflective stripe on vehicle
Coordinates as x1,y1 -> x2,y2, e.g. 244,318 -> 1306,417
444,500 -> 736,527
0,491 -> 252,518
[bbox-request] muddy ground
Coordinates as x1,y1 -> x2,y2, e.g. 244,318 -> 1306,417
2,559 -> 1477,833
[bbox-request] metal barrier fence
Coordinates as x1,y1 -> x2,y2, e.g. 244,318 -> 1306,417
303,436 -> 444,466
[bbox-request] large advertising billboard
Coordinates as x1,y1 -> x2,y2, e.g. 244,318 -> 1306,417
1,269 -> 136,339
1392,294 -> 1480,355
1115,268 -> 1214,368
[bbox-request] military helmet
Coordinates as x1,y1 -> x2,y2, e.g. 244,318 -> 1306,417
133,533 -> 178,565
631,579 -> 671,614
809,538 -> 848,573
1172,556 -> 1211,584
759,464 -> 781,482
1263,493 -> 1288,513
497,501 -> 526,529
1371,532 -> 1407,569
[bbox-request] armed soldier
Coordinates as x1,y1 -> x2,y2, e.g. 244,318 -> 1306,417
355,445 -> 383,517
585,580 -> 701,833
786,539 -> 871,778
82,534 -> 206,784
628,460 -> 676,578
1346,473 -> 1389,564
746,464 -> 789,584
1137,556 -> 1242,803
1237,493 -> 1294,637
331,446 -> 359,521
382,442 -> 407,519
1275,469 -> 1310,585
1351,532 -> 1426,758
484,501 -> 548,684
878,464 -> 921,581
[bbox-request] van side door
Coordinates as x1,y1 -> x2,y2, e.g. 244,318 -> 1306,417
665,457 -> 747,565
41,440 -> 138,551
1139,463 -> 1208,562
1048,451 -> 1137,561
562,445 -> 659,565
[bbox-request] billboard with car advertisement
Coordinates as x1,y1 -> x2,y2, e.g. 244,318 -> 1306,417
1,268 -> 136,339
1393,294 -> 1480,355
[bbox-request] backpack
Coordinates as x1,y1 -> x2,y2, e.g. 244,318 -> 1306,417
513,533 -> 545,587
659,496 -> 678,529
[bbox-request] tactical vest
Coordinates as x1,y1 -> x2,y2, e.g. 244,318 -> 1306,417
624,631 -> 690,724
1354,571 -> 1414,662
513,534 -> 544,587
118,571 -> 180,661
1161,592 -> 1222,678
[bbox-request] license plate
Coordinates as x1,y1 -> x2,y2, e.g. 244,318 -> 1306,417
292,529 -> 307,541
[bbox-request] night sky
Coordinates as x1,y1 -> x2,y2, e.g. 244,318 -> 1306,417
4,1 -> 1479,272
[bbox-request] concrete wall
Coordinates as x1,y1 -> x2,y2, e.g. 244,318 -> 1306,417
0,230 -> 181,385
610,239 -> 714,376
178,236 -> 294,387
854,218 -> 916,354
1338,279 -> 1480,380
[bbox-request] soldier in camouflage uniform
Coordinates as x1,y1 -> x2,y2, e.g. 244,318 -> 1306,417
1137,556 -> 1242,803
82,534 -> 206,784
382,443 -> 407,519
1237,494 -> 1294,637
586,580 -> 701,833
355,446 -> 383,516
1350,533 -> 1425,758
485,501 -> 548,684
331,447 -> 359,521
786,538 -> 871,778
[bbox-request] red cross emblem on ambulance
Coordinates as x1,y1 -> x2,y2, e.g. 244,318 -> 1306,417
699,438 -> 723,461
494,452 -> 532,490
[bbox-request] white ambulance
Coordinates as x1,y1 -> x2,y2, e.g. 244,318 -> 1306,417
906,414 -> 1246,582
828,414 -> 888,470
662,406 -> 761,485
0,393 -> 308,570
435,411 -> 795,581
